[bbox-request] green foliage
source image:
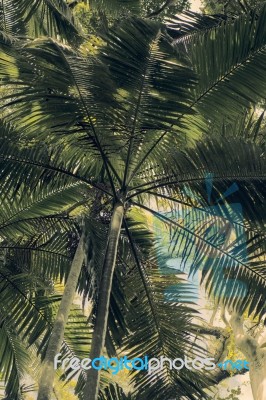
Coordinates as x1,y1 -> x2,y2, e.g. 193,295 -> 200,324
202,0 -> 265,14
72,0 -> 191,37
0,2 -> 266,399
0,0 -> 81,43
89,0 -> 191,19
119,238 -> 211,399
141,0 -> 191,18
166,6 -> 266,128
73,2 -> 93,31
99,383 -> 132,400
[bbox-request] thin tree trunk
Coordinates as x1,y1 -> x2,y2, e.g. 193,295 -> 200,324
37,234 -> 85,400
249,354 -> 266,400
230,311 -> 266,400
84,202 -> 124,400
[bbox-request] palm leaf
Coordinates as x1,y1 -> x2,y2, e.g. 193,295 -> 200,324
0,322 -> 31,399
0,0 -> 81,43
134,197 -> 266,319
99,383 -> 133,400
183,6 -> 266,124
165,11 -> 229,40
119,219 -> 211,400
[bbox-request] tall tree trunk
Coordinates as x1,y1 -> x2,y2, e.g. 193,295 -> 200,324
84,202 -> 124,400
37,234 -> 85,400
249,354 -> 266,400
230,311 -> 266,400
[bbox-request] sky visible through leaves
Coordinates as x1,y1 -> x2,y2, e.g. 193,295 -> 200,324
190,0 -> 202,11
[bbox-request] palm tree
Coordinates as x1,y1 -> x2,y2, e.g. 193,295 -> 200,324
0,154 -> 213,400
0,174 -> 94,399
0,3 -> 266,400
37,232 -> 85,400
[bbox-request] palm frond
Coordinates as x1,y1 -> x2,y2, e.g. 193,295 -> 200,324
0,181 -> 87,239
182,6 -> 266,124
0,121 -> 110,196
0,18 -> 199,190
165,11 -> 230,40
99,17 -> 198,186
117,218 -> 211,400
135,198 -> 266,319
130,136 -> 266,210
132,7 -> 266,172
99,383 -> 133,400
0,322 -> 31,399
0,0 -> 81,43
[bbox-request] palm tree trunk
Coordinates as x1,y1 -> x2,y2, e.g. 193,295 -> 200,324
84,202 -> 124,400
230,311 -> 266,400
37,234 -> 85,400
249,354 -> 266,400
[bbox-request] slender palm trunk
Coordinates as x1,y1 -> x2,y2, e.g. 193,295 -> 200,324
37,234 -> 85,400
84,202 -> 124,400
249,353 -> 266,400
230,311 -> 266,400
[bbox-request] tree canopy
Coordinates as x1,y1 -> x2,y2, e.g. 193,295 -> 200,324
0,1 -> 266,400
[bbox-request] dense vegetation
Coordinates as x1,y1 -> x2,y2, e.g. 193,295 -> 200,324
0,1 -> 265,399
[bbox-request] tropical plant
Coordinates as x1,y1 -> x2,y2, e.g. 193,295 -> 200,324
0,2 -> 266,400
202,0 -> 265,14
87,0 -> 190,19
0,0 -> 82,41
0,177 -> 90,398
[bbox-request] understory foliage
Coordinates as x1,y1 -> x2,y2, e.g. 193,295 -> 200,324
0,1 -> 265,399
